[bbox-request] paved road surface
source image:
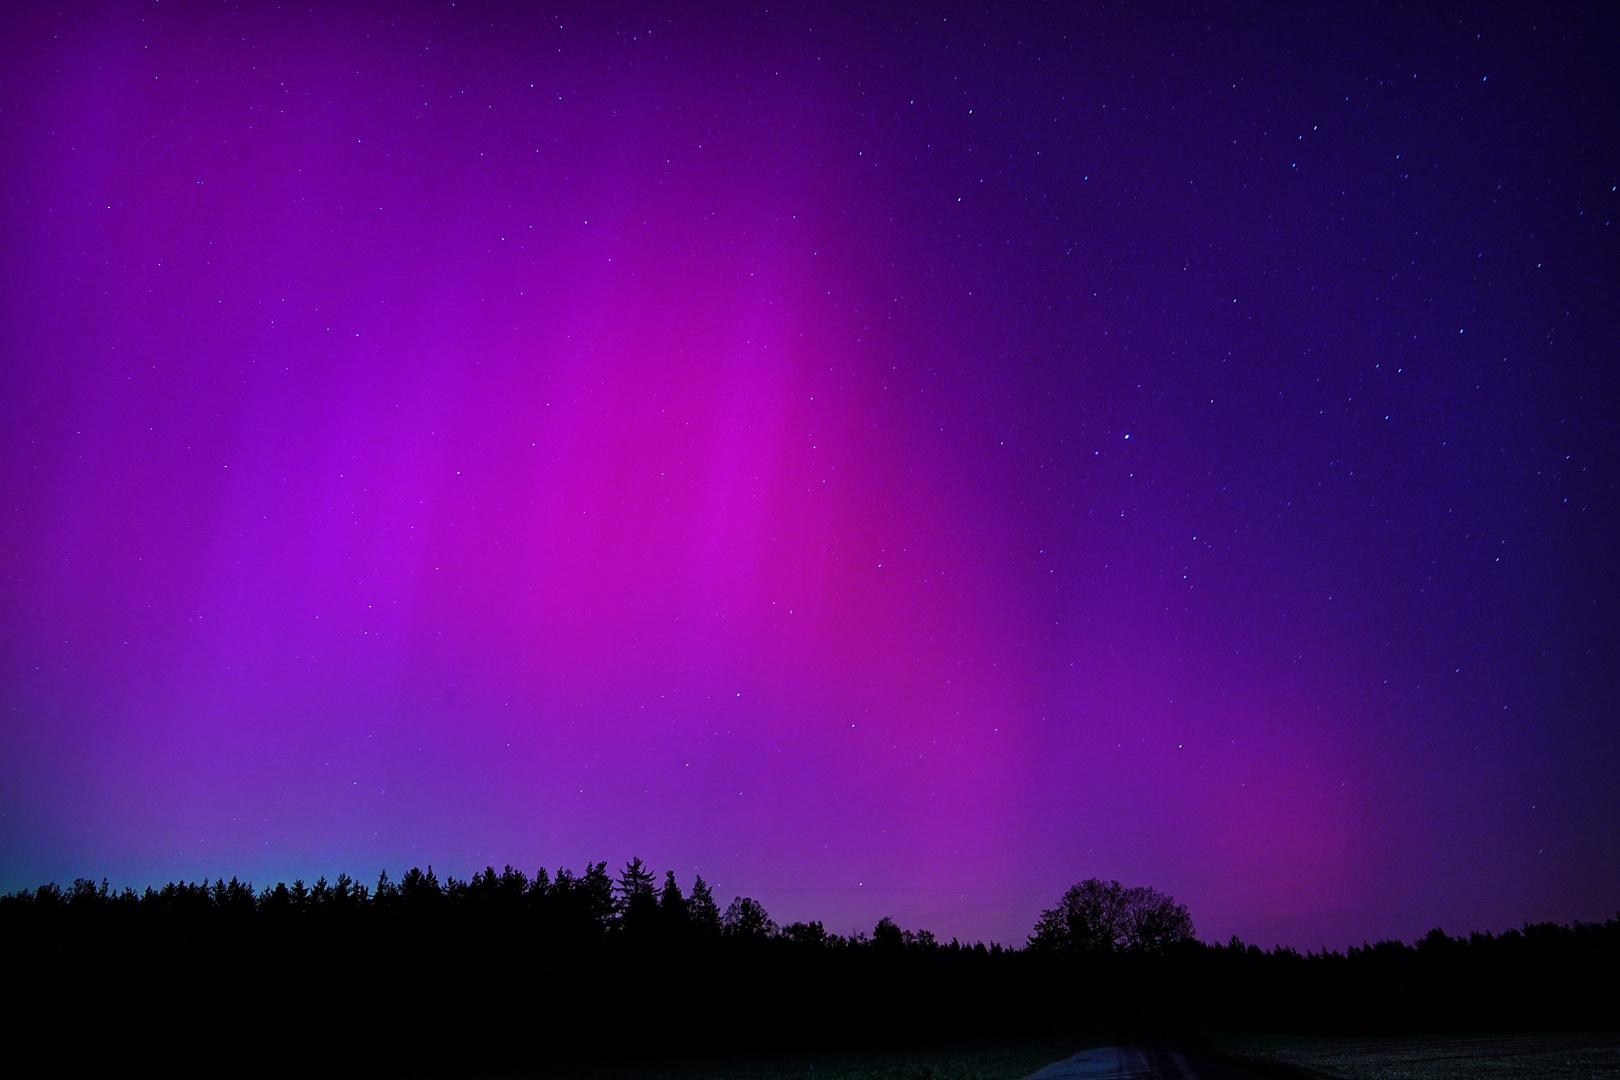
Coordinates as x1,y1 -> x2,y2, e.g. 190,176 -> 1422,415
1025,1047 -> 1268,1080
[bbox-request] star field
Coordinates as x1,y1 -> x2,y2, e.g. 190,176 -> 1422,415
0,4 -> 1614,947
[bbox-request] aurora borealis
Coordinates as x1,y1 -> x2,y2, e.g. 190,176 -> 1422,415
1,3 -> 1615,949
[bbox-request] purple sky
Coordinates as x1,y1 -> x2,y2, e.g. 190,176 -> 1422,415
2,4 -> 1615,949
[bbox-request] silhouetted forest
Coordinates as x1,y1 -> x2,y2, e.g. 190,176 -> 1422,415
2,864 -> 1615,1071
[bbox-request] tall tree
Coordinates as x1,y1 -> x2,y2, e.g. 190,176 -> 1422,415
658,871 -> 688,934
617,858 -> 659,935
687,875 -> 721,937
581,862 -> 615,934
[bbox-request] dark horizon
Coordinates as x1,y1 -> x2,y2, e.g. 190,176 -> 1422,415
9,860 -> 1615,956
7,860 -> 1615,1068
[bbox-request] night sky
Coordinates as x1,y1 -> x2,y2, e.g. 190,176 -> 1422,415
2,3 -> 1616,950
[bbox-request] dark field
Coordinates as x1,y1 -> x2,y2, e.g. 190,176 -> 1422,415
5,878 -> 1616,1074
1211,1033 -> 1620,1080
540,1037 -> 1620,1080
494,1045 -> 1093,1080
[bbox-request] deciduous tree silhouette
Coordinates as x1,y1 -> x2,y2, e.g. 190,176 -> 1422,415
873,915 -> 906,951
1029,878 -> 1194,954
721,895 -> 775,939
779,919 -> 828,947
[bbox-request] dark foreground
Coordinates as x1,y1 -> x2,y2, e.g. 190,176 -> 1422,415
2,876 -> 1616,1071
6,932 -> 1616,1072
1205,1033 -> 1620,1080
564,1044 -> 1092,1080
1026,1047 -> 1267,1080
637,1038 -> 1620,1080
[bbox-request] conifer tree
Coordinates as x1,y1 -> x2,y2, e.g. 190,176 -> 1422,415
581,861 -> 615,933
374,869 -> 398,903
687,874 -> 721,937
658,871 -> 688,933
617,858 -> 659,934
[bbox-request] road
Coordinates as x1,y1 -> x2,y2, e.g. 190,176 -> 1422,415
1025,1047 -> 1270,1080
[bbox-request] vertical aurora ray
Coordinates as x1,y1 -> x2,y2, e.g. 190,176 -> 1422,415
0,5 -> 1026,938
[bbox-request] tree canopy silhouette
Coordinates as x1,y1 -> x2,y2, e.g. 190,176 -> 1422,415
2,863 -> 1614,1072
1029,878 -> 1195,955
617,857 -> 659,935
687,873 -> 722,937
721,895 -> 776,939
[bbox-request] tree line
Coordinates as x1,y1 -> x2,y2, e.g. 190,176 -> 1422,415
0,867 -> 1190,957
0,859 -> 953,952
2,865 -> 1614,1071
